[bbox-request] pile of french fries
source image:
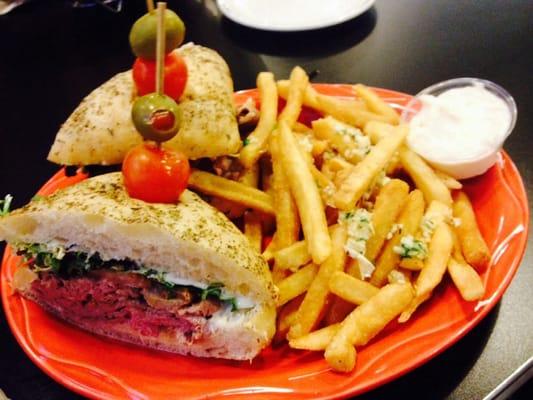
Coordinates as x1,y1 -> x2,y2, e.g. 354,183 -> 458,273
188,66 -> 491,373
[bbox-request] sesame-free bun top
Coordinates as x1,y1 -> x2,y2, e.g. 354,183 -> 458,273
0,172 -> 276,305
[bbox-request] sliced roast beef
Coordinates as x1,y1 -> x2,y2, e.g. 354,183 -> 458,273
29,270 -> 221,339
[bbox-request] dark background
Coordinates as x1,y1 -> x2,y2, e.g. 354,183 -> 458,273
0,0 -> 532,399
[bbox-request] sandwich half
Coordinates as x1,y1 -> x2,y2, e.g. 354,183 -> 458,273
0,173 -> 277,360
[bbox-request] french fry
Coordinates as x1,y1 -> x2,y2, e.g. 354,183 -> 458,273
278,121 -> 332,264
324,156 -> 353,172
312,117 -> 370,164
399,223 -> 453,322
365,179 -> 410,261
288,225 -> 347,339
397,292 -> 431,323
447,228 -> 485,301
363,120 -> 395,144
399,258 -> 425,271
270,130 -> 300,250
399,146 -> 453,207
277,79 -> 320,110
240,72 -> 278,168
277,263 -> 319,307
315,94 -> 391,128
434,169 -> 463,190
334,125 -> 408,210
371,189 -> 425,286
448,258 -> 485,301
188,170 -> 275,215
325,282 -> 414,372
293,122 -> 313,133
244,211 -> 262,253
353,84 -> 400,125
261,233 -> 276,262
398,200 -> 451,271
274,295 -> 304,344
240,164 -> 263,252
274,240 -> 311,272
289,323 -> 340,351
387,269 -> 412,284
453,191 -> 491,271
329,271 -> 379,305
278,66 -> 309,128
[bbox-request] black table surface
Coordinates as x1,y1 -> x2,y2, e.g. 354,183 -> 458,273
0,1 -> 532,399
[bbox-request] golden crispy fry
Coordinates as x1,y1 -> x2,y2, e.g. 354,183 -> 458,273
399,258 -> 425,271
288,225 -> 347,339
398,200 -> 451,270
240,72 -> 278,168
277,79 -> 321,110
274,240 -> 311,272
387,268 -> 412,284
453,191 -> 491,271
365,179 -> 410,261
434,169 -> 463,190
270,130 -> 300,250
312,117 -> 370,164
293,121 -> 313,133
363,120 -> 395,144
277,263 -> 319,307
244,211 -> 262,253
397,292 -> 431,323
447,228 -> 485,301
289,323 -> 340,351
278,66 -> 309,128
371,190 -> 425,286
278,121 -> 332,263
329,271 -> 379,305
324,156 -> 353,172
188,170 -> 275,215
353,84 -> 400,125
261,233 -> 276,262
325,283 -> 414,372
399,146 -> 453,207
448,258 -> 485,301
399,223 -> 453,322
334,125 -> 408,210
240,164 -> 263,252
274,295 -> 304,344
315,94 -> 391,128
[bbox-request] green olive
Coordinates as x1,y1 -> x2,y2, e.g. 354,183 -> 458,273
132,93 -> 181,143
129,10 -> 186,59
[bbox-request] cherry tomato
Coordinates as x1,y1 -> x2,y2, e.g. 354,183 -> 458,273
122,143 -> 190,203
133,52 -> 188,100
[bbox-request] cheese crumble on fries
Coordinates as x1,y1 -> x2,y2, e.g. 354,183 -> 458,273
188,66 -> 490,373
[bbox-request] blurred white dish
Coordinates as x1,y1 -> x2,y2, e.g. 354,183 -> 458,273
216,0 -> 375,31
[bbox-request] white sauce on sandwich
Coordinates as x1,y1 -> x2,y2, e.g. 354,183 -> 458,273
163,273 -> 256,309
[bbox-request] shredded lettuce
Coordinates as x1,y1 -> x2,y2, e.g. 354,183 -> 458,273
0,194 -> 13,216
16,243 -> 239,310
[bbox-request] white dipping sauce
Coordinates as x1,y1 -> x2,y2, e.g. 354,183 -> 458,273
407,83 -> 512,179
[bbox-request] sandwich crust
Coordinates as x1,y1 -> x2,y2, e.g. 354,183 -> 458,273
47,44 -> 241,165
0,172 -> 277,305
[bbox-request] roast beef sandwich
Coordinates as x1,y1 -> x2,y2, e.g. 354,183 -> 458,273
0,173 -> 277,360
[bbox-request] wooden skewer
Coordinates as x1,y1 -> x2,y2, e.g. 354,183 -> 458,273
146,0 -> 155,12
155,2 -> 166,95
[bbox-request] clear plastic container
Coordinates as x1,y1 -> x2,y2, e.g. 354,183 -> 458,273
401,78 -> 517,179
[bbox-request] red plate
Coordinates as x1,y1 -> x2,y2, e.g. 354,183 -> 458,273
1,86 -> 529,399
